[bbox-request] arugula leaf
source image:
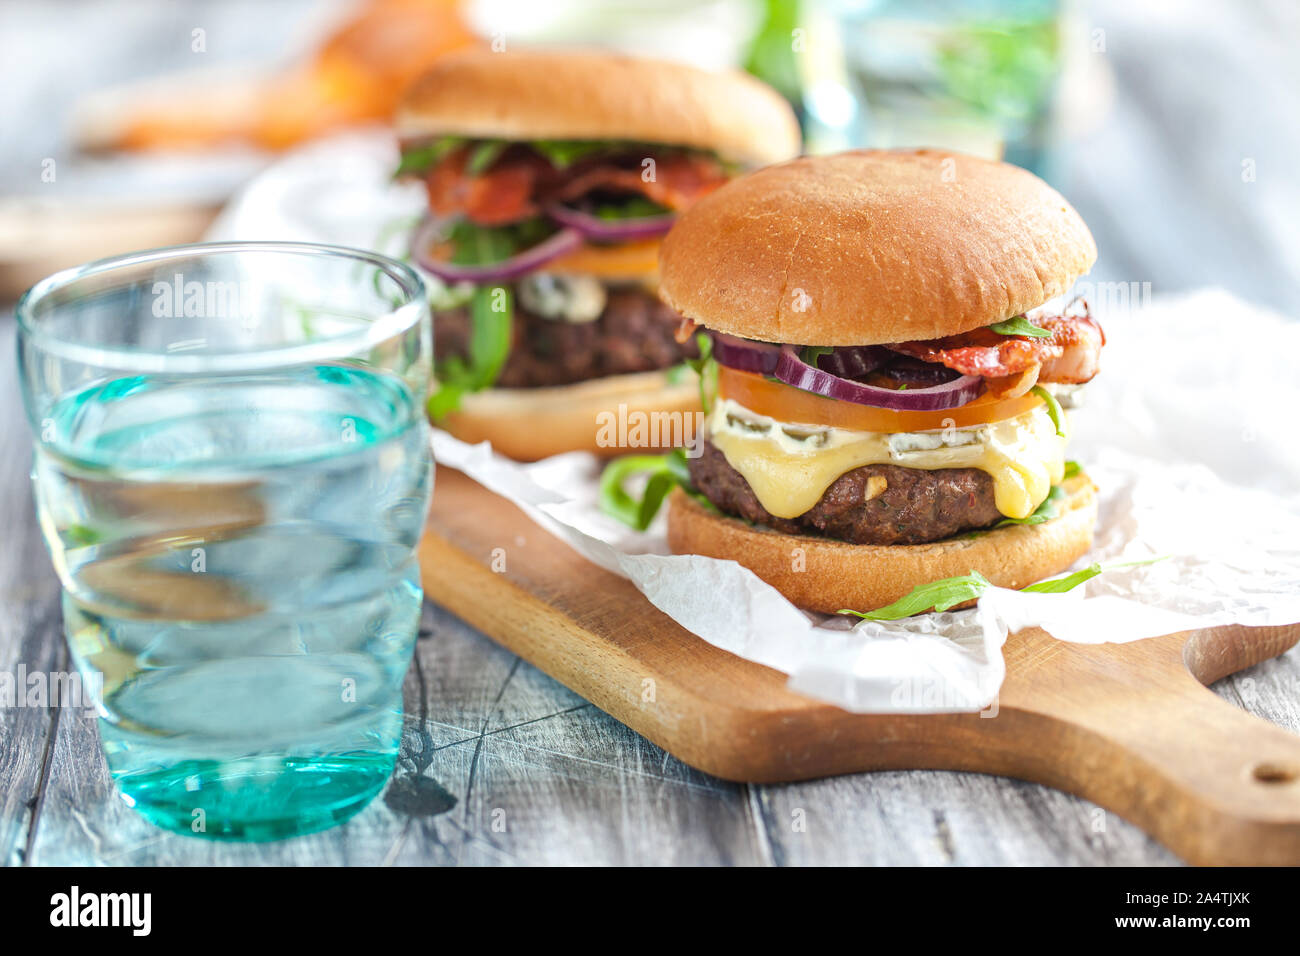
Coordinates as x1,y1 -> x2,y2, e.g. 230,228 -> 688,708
427,285 -> 513,419
466,285 -> 512,388
400,137 -> 625,178
839,571 -> 993,621
592,196 -> 672,221
989,315 -> 1052,338
1023,555 -> 1169,593
1031,385 -> 1066,437
530,139 -> 620,168
1021,563 -> 1102,594
995,483 -> 1064,527
443,217 -> 553,266
800,345 -> 834,366
530,139 -> 717,170
1062,459 -> 1081,479
599,448 -> 693,531
426,377 -> 467,420
839,556 -> 1170,620
685,333 -> 718,414
394,137 -> 465,177
466,139 -> 508,176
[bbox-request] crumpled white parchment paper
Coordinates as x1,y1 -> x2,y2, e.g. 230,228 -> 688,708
210,132 -> 1300,713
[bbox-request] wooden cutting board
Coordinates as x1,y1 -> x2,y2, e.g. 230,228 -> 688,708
419,466 -> 1300,866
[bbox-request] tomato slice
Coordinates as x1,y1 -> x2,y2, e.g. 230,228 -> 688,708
716,366 -> 1044,433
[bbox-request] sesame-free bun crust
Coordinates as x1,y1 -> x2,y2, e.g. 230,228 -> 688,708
438,370 -> 701,462
666,472 -> 1098,615
397,49 -> 801,167
658,149 -> 1097,345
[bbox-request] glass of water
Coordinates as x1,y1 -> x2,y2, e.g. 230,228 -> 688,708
16,242 -> 432,840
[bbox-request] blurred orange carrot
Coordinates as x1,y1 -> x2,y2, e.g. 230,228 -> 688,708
108,0 -> 478,152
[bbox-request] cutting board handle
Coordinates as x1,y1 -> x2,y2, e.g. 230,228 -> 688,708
1025,624 -> 1300,865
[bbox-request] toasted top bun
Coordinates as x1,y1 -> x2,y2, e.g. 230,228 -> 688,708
659,149 -> 1097,346
396,48 -> 801,167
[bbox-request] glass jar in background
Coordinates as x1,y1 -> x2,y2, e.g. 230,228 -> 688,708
16,242 -> 432,840
800,0 -> 1065,177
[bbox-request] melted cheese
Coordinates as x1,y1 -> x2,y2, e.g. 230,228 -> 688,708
707,399 -> 1067,520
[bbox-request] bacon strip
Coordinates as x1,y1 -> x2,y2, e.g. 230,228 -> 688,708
887,301 -> 1105,385
424,147 -> 729,226
425,148 -> 551,226
551,152 -> 729,211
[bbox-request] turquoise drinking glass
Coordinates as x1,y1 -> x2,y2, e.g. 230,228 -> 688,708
16,242 -> 432,840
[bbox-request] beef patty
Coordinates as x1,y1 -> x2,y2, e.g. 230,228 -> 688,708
434,287 -> 698,389
688,439 -> 1004,545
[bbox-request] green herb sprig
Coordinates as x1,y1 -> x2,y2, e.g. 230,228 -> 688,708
592,196 -> 672,221
599,448 -> 693,531
428,285 -> 513,419
1031,385 -> 1066,437
684,333 -> 717,415
799,345 -> 834,366
839,557 -> 1167,621
989,315 -> 1053,338
994,484 -> 1065,528
841,571 -> 994,621
466,139 -> 508,175
530,139 -> 620,168
394,137 -> 465,177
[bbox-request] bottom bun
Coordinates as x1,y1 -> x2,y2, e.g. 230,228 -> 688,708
666,472 -> 1099,615
438,370 -> 701,462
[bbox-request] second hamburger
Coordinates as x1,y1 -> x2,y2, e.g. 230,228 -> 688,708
396,49 -> 800,460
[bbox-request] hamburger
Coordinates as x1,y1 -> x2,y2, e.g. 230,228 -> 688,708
656,149 -> 1105,614
394,49 -> 801,460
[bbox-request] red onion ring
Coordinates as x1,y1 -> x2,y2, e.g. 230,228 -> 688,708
711,332 -> 782,374
774,345 -> 983,411
546,203 -> 676,242
411,216 -> 582,284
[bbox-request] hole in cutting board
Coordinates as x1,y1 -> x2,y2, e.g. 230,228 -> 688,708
1252,762 -> 1298,784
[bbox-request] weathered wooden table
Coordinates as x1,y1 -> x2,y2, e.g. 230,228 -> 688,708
2,0 -> 1298,866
